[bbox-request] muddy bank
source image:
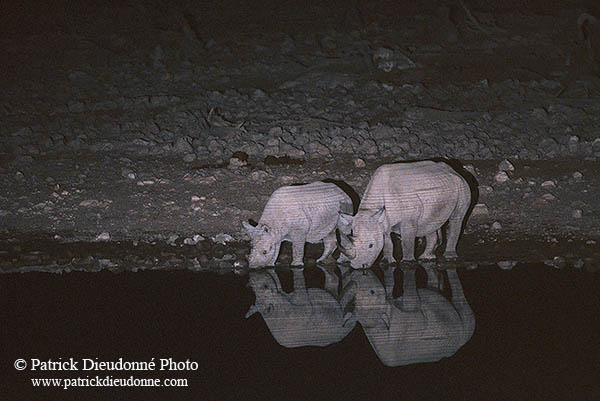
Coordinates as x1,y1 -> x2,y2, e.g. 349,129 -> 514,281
1,230 -> 598,274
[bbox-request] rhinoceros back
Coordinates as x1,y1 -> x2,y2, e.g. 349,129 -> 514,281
360,161 -> 470,235
259,181 -> 352,241
268,289 -> 352,347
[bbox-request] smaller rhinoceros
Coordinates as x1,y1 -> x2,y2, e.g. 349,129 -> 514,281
245,266 -> 357,348
243,181 -> 353,268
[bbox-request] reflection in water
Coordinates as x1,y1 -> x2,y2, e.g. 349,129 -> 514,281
245,265 -> 357,348
349,264 -> 476,367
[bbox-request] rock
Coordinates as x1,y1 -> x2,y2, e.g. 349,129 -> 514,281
491,221 -> 502,230
471,203 -> 489,216
498,159 -> 515,172
573,259 -> 584,269
79,199 -> 102,207
173,136 -> 193,154
167,234 -> 179,245
229,155 -> 247,168
498,260 -> 517,270
184,234 -> 205,245
542,193 -> 556,201
183,153 -> 196,163
552,256 -> 567,269
463,164 -> 476,175
121,168 -> 136,179
96,232 -> 111,242
303,142 -> 330,157
573,171 -> 583,181
373,47 -> 395,72
353,158 -> 366,168
494,171 -> 509,183
213,233 -> 234,245
572,209 -> 583,218
280,143 -> 305,158
250,170 -> 269,181
479,185 -> 494,195
541,180 -> 556,188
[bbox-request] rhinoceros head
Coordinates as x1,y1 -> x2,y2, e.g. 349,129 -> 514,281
350,269 -> 390,329
339,208 -> 387,269
245,270 -> 281,318
243,220 -> 281,268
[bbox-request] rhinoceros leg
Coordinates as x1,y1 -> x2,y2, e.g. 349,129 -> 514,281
316,230 -> 337,263
383,265 -> 396,300
419,231 -> 439,260
316,263 -> 339,296
382,232 -> 395,264
399,223 -> 417,262
444,217 -> 464,259
421,262 -> 441,291
399,266 -> 420,312
291,268 -> 310,305
290,234 -> 306,266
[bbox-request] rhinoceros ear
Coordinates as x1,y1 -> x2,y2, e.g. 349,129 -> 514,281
372,207 -> 386,224
243,220 -> 258,237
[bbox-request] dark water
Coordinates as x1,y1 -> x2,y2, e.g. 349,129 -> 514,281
2,263 -> 599,400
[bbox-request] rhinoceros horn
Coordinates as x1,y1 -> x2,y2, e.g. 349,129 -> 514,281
339,234 -> 356,260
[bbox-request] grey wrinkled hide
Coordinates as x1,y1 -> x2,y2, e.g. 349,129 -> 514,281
350,266 -> 475,367
339,161 -> 471,269
244,181 -> 353,268
245,266 -> 357,348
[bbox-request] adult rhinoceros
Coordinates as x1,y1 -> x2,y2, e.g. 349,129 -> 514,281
339,160 -> 471,269
350,265 -> 475,367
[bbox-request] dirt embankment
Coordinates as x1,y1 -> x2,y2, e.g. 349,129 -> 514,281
1,1 -> 599,271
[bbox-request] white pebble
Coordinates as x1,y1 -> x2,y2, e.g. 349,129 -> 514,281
572,171 -> 583,181
463,164 -> 476,175
491,221 -> 502,230
353,158 -> 366,168
498,261 -> 516,270
498,159 -> 515,172
96,232 -> 111,242
572,209 -> 582,218
494,171 -> 510,183
541,180 -> 556,188
471,203 -> 489,216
